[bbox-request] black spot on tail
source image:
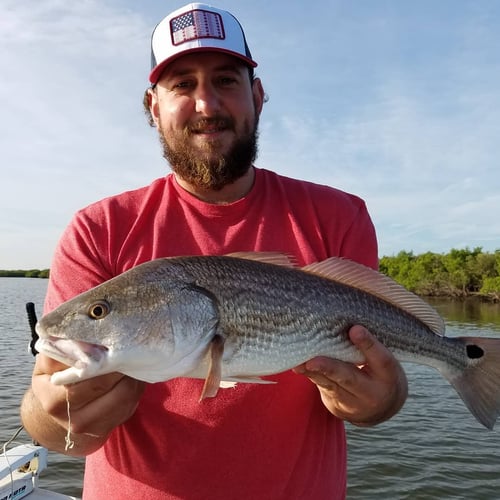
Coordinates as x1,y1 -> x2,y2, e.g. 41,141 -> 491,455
467,344 -> 484,359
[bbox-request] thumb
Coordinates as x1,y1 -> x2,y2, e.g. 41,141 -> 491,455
349,325 -> 404,384
348,325 -> 391,372
349,325 -> 375,352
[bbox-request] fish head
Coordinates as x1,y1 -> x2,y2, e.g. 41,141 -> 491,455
35,261 -> 220,385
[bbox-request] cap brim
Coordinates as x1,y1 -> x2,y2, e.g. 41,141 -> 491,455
149,47 -> 257,84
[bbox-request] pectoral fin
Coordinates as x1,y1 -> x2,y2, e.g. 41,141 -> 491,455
220,376 -> 277,386
199,334 -> 225,401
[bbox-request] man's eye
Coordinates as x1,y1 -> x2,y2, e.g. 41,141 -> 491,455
218,77 -> 238,86
172,81 -> 193,91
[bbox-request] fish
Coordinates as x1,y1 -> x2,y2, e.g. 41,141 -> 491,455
35,252 -> 500,429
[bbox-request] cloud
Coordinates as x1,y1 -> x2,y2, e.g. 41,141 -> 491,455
0,0 -> 162,268
258,1 -> 500,256
1,0 -> 499,267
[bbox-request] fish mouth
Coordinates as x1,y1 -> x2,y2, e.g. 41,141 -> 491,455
35,336 -> 109,370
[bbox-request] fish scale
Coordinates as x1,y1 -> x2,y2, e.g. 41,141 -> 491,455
188,257 -> 429,366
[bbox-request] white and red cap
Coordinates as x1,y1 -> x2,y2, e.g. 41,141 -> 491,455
149,3 -> 257,84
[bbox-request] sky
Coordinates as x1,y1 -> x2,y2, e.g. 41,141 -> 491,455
1,0 -> 499,269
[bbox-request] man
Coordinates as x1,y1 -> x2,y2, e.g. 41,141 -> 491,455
21,4 -> 407,499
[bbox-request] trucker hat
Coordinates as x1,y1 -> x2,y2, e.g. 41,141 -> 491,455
149,3 -> 258,84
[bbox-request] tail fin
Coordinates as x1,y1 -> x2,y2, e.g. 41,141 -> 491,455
448,337 -> 500,430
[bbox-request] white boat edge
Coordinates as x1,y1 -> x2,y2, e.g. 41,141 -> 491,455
0,443 -> 80,500
22,488 -> 78,500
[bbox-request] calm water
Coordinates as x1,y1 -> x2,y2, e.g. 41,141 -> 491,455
1,279 -> 499,499
0,278 -> 85,497
347,298 -> 500,499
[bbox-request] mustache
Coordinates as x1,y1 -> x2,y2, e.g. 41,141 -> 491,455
188,116 -> 235,133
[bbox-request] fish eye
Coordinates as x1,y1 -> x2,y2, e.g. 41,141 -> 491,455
88,301 -> 110,320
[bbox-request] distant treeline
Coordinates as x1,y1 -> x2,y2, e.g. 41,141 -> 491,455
1,247 -> 500,301
0,269 -> 49,278
380,247 -> 500,301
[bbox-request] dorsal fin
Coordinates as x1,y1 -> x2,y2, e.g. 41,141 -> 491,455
303,257 -> 445,335
226,251 -> 297,268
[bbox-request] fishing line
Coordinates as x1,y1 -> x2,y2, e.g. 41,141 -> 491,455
64,389 -> 75,451
25,301 -> 74,449
2,426 -> 25,499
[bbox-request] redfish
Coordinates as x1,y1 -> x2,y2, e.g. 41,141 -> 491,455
35,252 -> 500,429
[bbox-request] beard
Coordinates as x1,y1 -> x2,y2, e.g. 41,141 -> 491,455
158,115 -> 259,191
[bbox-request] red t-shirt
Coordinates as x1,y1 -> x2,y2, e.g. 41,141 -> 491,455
45,168 -> 378,500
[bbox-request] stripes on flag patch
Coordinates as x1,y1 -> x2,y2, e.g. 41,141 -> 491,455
170,9 -> 225,45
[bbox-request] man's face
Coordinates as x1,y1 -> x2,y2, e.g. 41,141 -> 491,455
149,52 -> 264,191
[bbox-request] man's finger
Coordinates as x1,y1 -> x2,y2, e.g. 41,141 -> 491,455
298,356 -> 362,396
349,325 -> 375,351
348,325 -> 394,375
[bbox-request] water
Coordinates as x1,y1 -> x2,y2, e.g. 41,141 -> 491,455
347,298 -> 500,499
0,278 -> 85,497
1,279 -> 499,499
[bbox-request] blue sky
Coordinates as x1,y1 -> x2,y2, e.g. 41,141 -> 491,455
2,0 -> 499,269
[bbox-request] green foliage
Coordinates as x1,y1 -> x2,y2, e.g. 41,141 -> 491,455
38,269 -> 50,278
0,269 -> 49,278
2,249 -> 500,300
381,248 -> 500,301
481,277 -> 500,300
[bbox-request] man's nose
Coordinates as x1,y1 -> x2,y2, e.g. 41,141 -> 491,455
194,83 -> 221,115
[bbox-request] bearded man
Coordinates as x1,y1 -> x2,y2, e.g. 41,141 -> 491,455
21,4 -> 407,499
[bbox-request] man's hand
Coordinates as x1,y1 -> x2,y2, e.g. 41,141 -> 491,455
21,353 -> 145,456
294,325 -> 408,426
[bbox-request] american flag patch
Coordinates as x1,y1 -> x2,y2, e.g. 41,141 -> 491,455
170,9 -> 225,45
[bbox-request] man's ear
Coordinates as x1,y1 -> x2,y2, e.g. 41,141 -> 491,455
252,78 -> 265,116
147,88 -> 160,127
